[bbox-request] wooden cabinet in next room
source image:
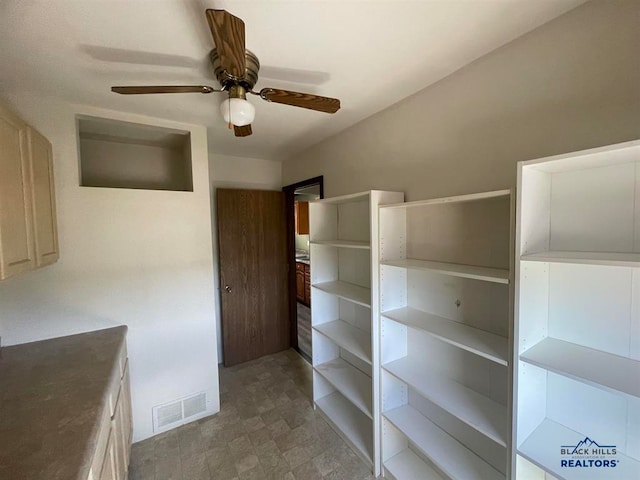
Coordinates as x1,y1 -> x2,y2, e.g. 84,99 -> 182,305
296,262 -> 305,303
295,201 -> 309,234
296,261 -> 311,306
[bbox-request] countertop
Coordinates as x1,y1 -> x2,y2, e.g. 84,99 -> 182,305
296,258 -> 311,266
0,326 -> 127,480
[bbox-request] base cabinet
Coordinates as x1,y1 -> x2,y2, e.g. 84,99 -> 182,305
296,263 -> 305,303
88,349 -> 132,480
112,364 -> 133,480
99,430 -> 117,480
296,262 -> 311,306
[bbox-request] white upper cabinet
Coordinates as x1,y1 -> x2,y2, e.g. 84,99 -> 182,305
0,103 -> 58,280
27,126 -> 58,267
0,103 -> 35,279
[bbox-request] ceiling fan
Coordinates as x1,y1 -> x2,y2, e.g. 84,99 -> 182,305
111,9 -> 341,137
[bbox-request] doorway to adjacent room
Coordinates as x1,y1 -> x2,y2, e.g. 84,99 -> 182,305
283,177 -> 323,362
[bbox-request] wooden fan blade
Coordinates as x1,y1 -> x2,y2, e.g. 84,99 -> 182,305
206,9 -> 246,78
234,124 -> 252,137
111,85 -> 215,94
259,88 -> 340,113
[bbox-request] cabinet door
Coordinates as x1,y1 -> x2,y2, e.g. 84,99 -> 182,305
296,269 -> 305,302
110,362 -> 133,480
0,104 -> 34,279
121,363 -> 133,467
294,201 -> 310,235
111,386 -> 126,480
99,429 -> 117,480
304,265 -> 311,306
26,127 -> 58,267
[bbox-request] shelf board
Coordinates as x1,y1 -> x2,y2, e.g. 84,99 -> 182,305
383,357 -> 507,446
382,307 -> 508,366
315,392 -> 373,466
313,320 -> 371,365
310,240 -> 371,249
520,337 -> 640,398
521,250 -> 640,267
312,280 -> 371,307
381,189 -> 511,210
381,259 -> 509,284
314,358 -> 373,418
312,191 -> 370,204
384,405 -> 505,480
518,418 -> 640,480
384,449 -> 445,480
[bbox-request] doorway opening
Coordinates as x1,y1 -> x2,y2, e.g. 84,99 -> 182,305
283,176 -> 323,363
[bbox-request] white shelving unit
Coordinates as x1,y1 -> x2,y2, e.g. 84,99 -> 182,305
515,140 -> 640,480
379,189 -> 514,479
310,190 -> 403,476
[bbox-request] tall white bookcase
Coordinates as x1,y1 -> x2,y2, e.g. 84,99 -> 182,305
515,140 -> 640,480
309,190 -> 404,476
378,190 -> 514,480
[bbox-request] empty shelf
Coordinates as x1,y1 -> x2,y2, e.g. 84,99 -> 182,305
382,307 -> 508,366
384,405 -> 505,480
381,189 -> 511,210
521,250 -> 640,267
381,259 -> 509,284
383,357 -> 507,446
518,418 -> 640,480
313,320 -> 371,365
384,449 -> 444,480
315,392 -> 373,465
310,240 -> 370,249
314,358 -> 372,418
312,280 -> 371,307
520,338 -> 640,398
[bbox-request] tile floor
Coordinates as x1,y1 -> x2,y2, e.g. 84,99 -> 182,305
296,302 -> 312,360
128,349 -> 376,480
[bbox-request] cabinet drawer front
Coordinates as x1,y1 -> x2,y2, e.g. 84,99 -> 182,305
296,262 -> 305,271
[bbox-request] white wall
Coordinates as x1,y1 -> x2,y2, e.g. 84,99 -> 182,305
208,153 -> 282,361
0,94 -> 219,442
282,0 -> 640,200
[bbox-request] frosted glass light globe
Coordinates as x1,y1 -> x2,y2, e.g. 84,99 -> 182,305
220,98 -> 255,127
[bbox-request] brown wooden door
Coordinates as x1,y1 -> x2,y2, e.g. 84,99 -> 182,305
217,189 -> 289,366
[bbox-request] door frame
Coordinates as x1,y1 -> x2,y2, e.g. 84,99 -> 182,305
283,176 -> 324,359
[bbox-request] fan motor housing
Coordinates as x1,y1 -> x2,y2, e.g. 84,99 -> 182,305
210,49 -> 260,90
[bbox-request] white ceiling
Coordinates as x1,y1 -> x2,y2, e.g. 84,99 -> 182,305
0,0 -> 585,161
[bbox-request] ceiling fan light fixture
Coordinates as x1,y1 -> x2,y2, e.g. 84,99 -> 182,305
220,97 -> 255,127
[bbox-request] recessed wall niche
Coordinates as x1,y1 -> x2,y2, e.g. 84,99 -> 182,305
77,116 -> 193,191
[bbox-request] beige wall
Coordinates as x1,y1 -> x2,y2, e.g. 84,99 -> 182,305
282,0 -> 640,201
79,138 -> 192,191
0,95 -> 219,442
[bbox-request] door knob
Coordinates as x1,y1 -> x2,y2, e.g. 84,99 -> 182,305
224,285 -> 232,293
